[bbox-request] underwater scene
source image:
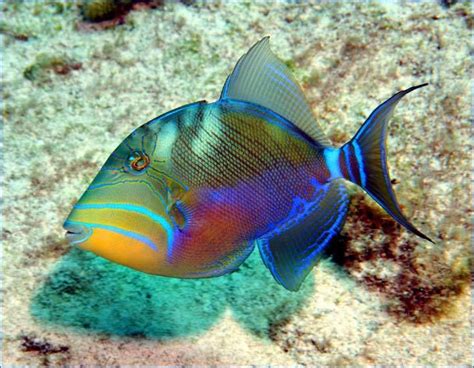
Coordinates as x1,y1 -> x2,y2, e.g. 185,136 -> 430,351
2,1 -> 472,366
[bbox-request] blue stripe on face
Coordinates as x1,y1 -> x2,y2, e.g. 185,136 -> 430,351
65,219 -> 159,252
351,141 -> 367,187
74,203 -> 174,247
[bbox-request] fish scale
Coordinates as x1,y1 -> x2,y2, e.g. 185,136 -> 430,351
172,104 -> 318,190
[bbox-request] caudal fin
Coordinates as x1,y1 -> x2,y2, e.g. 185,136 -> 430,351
339,84 -> 433,243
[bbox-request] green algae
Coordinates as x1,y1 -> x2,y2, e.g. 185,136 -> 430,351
179,33 -> 202,54
80,0 -> 134,22
31,248 -> 313,340
0,20 -> 31,41
23,53 -> 82,82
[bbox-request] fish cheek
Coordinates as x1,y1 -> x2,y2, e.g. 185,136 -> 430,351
79,227 -> 167,274
68,199 -> 174,275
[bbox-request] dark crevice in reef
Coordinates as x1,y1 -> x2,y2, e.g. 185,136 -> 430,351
439,0 -> 457,9
326,193 -> 470,324
80,0 -> 163,23
20,335 -> 70,366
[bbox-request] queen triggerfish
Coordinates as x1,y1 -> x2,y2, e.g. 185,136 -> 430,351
64,37 -> 432,291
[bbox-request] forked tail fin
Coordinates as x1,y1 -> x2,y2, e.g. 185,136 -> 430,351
339,84 -> 433,242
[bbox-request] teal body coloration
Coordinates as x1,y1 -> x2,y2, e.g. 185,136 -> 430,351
64,37 -> 432,291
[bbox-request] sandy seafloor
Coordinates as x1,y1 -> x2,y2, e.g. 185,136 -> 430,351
1,1 -> 472,366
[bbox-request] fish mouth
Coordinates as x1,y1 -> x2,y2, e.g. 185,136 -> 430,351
63,222 -> 92,245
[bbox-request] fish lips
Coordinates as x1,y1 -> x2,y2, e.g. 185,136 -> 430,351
63,222 -> 92,246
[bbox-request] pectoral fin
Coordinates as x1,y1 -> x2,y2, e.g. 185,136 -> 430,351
258,181 -> 349,291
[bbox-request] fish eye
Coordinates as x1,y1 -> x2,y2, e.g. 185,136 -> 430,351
127,151 -> 150,172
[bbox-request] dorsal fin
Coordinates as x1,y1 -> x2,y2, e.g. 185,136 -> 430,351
220,37 -> 331,147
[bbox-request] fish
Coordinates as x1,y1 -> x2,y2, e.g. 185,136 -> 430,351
64,37 -> 432,291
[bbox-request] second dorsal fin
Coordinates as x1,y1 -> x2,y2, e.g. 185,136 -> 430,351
220,37 -> 331,147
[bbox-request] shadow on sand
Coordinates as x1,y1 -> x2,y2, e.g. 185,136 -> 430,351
31,248 -> 313,340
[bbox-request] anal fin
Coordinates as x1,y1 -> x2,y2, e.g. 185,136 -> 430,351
258,181 -> 349,291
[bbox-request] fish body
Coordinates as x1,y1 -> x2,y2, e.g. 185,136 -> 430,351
65,37 -> 431,291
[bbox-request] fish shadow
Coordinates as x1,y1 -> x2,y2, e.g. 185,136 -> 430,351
30,248 -> 313,340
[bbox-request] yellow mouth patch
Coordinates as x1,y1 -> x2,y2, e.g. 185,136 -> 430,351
79,227 -> 165,274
